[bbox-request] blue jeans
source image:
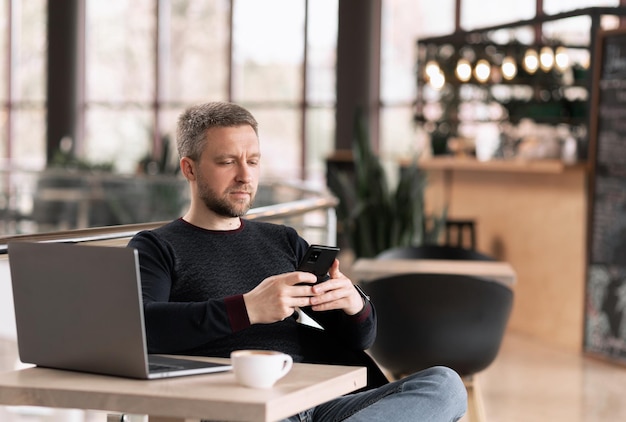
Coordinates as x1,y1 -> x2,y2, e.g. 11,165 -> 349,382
282,366 -> 467,422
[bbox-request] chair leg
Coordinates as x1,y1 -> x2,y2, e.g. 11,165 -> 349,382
463,374 -> 486,422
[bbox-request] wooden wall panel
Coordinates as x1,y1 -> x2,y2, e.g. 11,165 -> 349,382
424,163 -> 588,352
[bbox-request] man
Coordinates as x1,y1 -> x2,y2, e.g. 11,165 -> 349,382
128,102 -> 467,421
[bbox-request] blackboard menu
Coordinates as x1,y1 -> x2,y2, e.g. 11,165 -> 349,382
585,29 -> 626,364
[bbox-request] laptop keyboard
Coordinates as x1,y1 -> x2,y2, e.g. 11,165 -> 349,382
149,362 -> 185,372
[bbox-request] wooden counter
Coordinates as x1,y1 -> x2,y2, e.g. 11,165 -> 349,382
416,156 -> 588,174
417,157 -> 588,352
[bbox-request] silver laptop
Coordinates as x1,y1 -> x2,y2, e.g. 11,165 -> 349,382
8,241 -> 232,379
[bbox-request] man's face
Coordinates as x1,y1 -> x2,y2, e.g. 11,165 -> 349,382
193,125 -> 260,218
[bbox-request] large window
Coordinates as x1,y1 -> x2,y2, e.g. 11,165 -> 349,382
232,0 -> 305,180
0,0 -> 47,170
461,0 -> 536,30
305,0 -> 337,182
380,0 -> 456,164
82,0 -> 337,182
544,0 -> 619,15
1,0 -> 338,183
84,0 -> 155,173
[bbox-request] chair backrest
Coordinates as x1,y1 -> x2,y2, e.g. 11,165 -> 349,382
375,245 -> 496,261
445,219 -> 476,250
363,272 -> 513,379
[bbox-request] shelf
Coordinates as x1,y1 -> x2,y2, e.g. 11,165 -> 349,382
412,7 -> 626,164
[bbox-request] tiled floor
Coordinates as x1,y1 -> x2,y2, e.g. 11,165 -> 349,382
2,331 -> 626,421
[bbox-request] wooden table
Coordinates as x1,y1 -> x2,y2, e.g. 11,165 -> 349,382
0,359 -> 367,422
352,258 -> 517,286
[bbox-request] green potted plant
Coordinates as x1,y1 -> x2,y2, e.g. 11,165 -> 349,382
327,109 -> 446,258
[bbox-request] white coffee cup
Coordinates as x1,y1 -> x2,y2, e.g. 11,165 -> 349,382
230,350 -> 293,389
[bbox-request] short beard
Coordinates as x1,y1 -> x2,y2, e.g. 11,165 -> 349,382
197,181 -> 255,218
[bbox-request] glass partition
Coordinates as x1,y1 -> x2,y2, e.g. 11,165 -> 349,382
0,168 -> 338,247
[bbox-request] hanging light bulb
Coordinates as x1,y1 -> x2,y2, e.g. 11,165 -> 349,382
539,46 -> 554,72
425,60 -> 441,80
501,56 -> 517,80
429,68 -> 446,90
555,46 -> 570,72
424,60 -> 445,89
523,48 -> 539,74
474,59 -> 491,83
455,58 -> 472,82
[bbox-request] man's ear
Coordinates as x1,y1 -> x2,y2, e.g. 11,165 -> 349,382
180,157 -> 196,181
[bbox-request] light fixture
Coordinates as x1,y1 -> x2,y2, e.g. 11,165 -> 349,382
429,68 -> 446,90
523,48 -> 539,74
474,59 -> 491,83
455,58 -> 472,82
539,46 -> 554,72
501,56 -> 517,80
424,60 -> 445,90
425,60 -> 441,80
555,46 -> 570,72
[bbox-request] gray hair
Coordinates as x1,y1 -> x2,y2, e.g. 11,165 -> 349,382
176,102 -> 259,160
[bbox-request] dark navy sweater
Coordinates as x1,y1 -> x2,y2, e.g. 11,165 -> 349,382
127,218 -> 376,362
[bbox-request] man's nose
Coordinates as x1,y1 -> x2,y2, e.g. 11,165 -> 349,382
236,163 -> 254,182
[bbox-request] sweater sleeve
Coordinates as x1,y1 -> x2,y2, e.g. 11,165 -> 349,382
128,230 -> 249,354
300,299 -> 377,351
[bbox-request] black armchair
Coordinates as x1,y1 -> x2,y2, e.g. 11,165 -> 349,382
363,272 -> 513,421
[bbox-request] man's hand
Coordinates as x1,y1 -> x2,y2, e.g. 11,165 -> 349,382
243,271 -> 318,324
243,259 -> 364,325
309,259 -> 364,316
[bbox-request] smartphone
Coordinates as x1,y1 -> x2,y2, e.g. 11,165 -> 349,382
297,244 -> 340,284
